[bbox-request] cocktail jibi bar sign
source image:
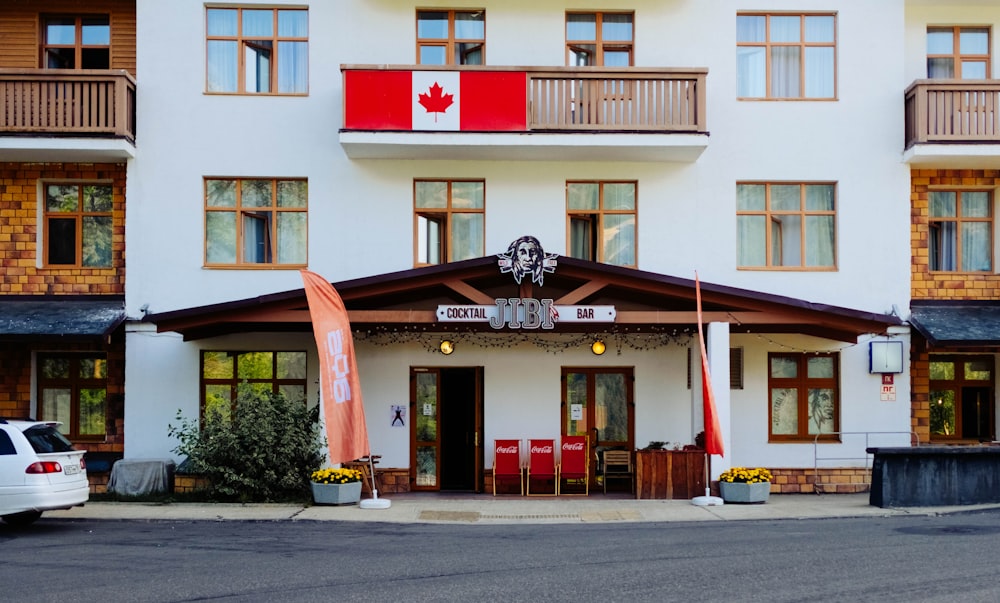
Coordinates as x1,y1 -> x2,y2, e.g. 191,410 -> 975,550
437,299 -> 616,329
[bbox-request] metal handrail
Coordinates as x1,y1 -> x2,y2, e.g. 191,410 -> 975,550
813,430 -> 919,484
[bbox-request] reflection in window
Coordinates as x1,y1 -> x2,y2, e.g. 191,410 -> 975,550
207,7 -> 308,93
200,351 -> 308,420
567,181 -> 636,267
414,180 -> 484,265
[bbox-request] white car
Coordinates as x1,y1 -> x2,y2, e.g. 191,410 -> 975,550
0,419 -> 89,526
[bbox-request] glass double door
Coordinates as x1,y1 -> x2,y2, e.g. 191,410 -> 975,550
411,367 -> 483,492
562,367 -> 634,487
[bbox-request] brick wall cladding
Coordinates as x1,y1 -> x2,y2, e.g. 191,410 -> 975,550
909,168 -> 1000,445
0,162 -> 126,295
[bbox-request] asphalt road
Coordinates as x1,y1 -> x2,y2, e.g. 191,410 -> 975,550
3,511 -> 1000,602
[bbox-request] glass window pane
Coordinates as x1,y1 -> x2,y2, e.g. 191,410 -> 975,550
966,360 -> 992,380
771,16 -> 801,43
457,43 -> 483,66
41,357 -> 70,379
47,185 -> 78,212
737,215 -> 767,266
81,48 -> 110,70
278,41 -> 308,93
771,356 -> 798,378
595,373 -> 628,441
48,218 -> 76,264
279,384 -> 306,404
207,9 -> 238,36
278,10 -> 308,37
737,47 -> 765,97
567,14 -> 596,40
929,360 -> 955,380
415,373 -> 437,441
927,58 -> 955,79
807,388 -> 835,434
770,47 -> 801,97
207,41 -> 238,92
565,373 -> 589,435
277,352 -> 307,379
602,14 -> 633,42
83,185 -> 113,212
207,180 -> 237,207
771,185 -> 800,211
450,213 -> 484,261
961,222 -> 991,271
603,214 -> 635,266
277,180 -> 307,208
79,388 -> 106,436
206,212 -> 237,263
930,389 -> 956,435
242,180 -> 272,208
963,192 -> 990,217
243,10 -> 273,37
419,45 -> 447,65
204,385 -> 232,422
604,183 -> 635,210
416,446 -> 437,486
455,12 -> 484,39
238,352 -> 274,379
805,215 -> 835,267
277,212 -> 306,264
46,19 -> 76,44
771,387 -> 798,434
927,30 -> 953,54
570,45 -> 595,66
451,181 -> 484,209
603,50 -> 631,68
737,16 -> 766,43
82,216 -> 112,267
417,12 -> 449,39
79,357 -> 107,379
775,214 -> 802,266
805,185 -> 834,211
805,47 -> 835,98
960,29 -> 989,54
807,356 -> 834,378
737,184 -> 766,211
804,16 -> 834,43
417,215 -> 442,264
416,181 -> 448,208
42,388 -> 72,434
930,191 -> 956,217
568,183 -> 599,210
569,217 -> 593,260
245,41 -> 272,93
81,18 -> 110,45
203,352 -> 234,379
961,61 -> 987,79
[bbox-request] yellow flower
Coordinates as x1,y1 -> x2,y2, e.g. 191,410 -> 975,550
718,467 -> 772,483
311,467 -> 363,484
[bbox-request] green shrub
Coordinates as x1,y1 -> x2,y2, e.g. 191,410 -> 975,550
168,385 -> 324,502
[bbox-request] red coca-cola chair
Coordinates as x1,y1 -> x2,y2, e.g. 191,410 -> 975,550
492,439 -> 523,496
558,435 -> 589,495
526,439 -> 557,496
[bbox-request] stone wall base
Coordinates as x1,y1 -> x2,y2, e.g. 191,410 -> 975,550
767,467 -> 871,494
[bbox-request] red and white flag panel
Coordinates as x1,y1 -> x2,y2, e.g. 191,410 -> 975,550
344,70 -> 528,131
300,270 -> 370,465
695,272 -> 725,457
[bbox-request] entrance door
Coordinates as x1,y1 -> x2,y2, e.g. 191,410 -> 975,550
411,367 -> 483,492
561,367 -> 634,488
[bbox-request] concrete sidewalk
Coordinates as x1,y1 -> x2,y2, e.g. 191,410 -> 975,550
46,493 -> 1000,525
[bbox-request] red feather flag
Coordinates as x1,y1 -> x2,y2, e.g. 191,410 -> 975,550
301,270 -> 370,465
696,272 -> 725,456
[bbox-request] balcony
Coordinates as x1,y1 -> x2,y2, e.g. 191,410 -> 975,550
903,80 -> 1000,168
0,69 -> 136,162
340,65 -> 708,162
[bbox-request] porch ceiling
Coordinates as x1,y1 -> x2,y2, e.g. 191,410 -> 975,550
146,257 -> 899,343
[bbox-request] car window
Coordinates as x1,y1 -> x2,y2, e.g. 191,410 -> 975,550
22,425 -> 75,453
0,430 -> 15,455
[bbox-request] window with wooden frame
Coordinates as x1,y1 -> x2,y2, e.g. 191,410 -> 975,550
768,353 -> 839,441
566,12 -> 633,66
204,178 -> 307,267
416,9 -> 485,65
206,7 -> 308,94
414,180 -> 484,266
38,353 -> 107,440
929,355 -> 995,441
567,181 -> 636,267
42,15 -> 110,69
737,182 -> 836,269
201,351 -> 308,421
927,26 -> 990,79
44,183 -> 113,268
928,190 -> 992,272
736,13 -> 836,99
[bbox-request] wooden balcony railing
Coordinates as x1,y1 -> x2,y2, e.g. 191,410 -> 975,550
0,69 -> 136,142
905,80 -> 1000,148
528,68 -> 706,131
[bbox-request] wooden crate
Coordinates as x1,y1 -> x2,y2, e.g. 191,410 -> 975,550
635,450 -> 706,499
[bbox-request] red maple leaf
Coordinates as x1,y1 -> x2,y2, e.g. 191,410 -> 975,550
418,82 -> 454,121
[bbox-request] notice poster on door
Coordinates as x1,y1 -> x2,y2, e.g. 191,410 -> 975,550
570,403 -> 583,421
390,405 -> 406,427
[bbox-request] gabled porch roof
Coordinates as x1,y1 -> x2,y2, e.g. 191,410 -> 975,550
146,257 -> 899,343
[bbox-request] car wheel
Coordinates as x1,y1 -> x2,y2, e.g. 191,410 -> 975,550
1,511 -> 43,527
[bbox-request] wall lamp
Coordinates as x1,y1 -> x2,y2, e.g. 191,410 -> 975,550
591,340 -> 606,355
439,340 -> 455,355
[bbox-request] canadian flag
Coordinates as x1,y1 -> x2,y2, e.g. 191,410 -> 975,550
344,70 -> 527,132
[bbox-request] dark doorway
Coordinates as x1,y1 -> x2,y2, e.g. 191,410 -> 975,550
440,368 -> 479,490
961,386 -> 994,441
410,366 -> 483,492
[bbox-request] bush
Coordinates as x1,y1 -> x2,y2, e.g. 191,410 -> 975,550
168,385 -> 324,502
